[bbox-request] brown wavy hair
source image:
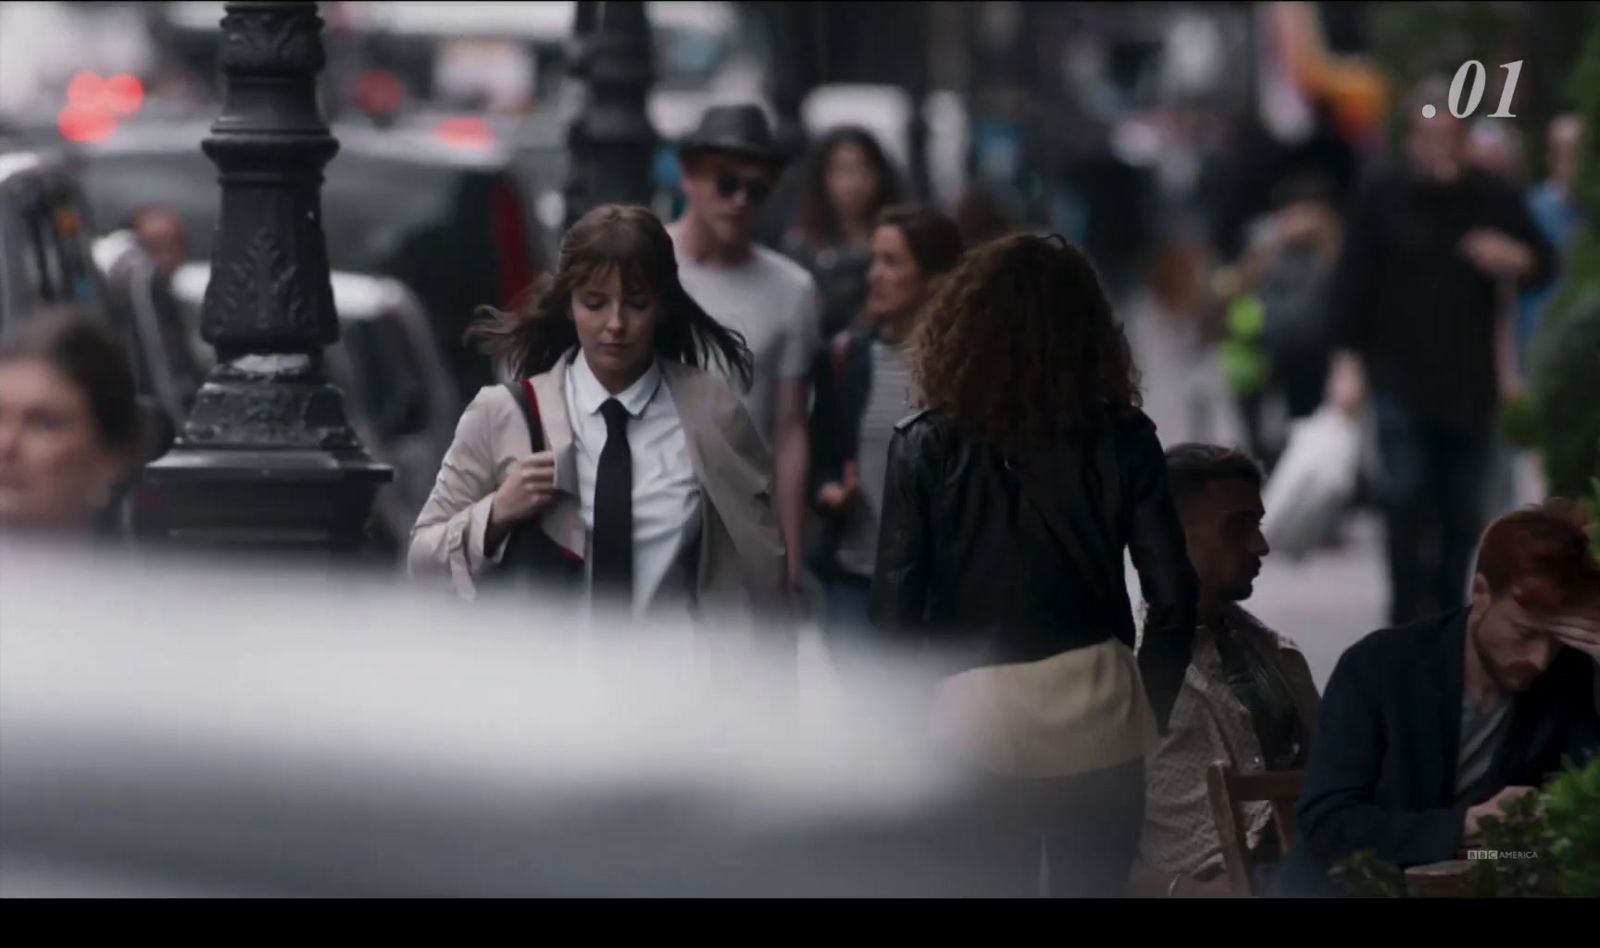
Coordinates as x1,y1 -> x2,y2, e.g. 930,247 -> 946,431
467,204 -> 753,387
910,232 -> 1142,458
793,126 -> 902,250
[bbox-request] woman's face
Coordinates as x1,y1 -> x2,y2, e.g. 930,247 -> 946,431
0,359 -> 125,530
571,266 -> 661,390
866,225 -> 927,323
825,141 -> 881,230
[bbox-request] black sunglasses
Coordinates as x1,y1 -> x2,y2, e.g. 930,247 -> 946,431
714,171 -> 772,207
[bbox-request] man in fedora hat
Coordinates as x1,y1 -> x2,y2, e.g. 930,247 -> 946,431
668,103 -> 823,596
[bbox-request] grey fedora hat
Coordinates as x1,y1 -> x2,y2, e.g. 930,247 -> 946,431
678,103 -> 785,165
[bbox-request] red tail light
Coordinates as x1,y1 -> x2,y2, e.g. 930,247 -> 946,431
492,180 -> 536,310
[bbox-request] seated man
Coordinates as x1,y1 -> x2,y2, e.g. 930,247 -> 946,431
1273,499 -> 1600,897
1129,444 -> 1321,898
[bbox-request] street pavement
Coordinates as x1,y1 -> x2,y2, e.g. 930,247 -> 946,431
1211,510 -> 1387,690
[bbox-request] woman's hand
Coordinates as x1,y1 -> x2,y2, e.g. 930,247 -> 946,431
486,451 -> 558,549
816,481 -> 859,511
816,461 -> 862,511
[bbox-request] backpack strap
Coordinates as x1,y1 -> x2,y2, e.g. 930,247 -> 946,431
502,379 -> 545,453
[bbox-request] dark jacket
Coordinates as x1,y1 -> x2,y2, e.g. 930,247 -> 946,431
1327,166 -> 1554,437
1272,608 -> 1600,896
868,406 -> 1198,731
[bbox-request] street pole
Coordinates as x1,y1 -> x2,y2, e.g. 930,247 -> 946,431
131,1 -> 390,554
768,1 -> 817,166
563,0 -> 657,230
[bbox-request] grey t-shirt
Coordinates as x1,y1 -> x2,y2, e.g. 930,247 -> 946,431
675,244 -> 822,445
834,340 -> 917,578
1454,693 -> 1514,805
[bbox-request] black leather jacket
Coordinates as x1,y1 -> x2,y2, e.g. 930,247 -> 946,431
869,406 -> 1198,731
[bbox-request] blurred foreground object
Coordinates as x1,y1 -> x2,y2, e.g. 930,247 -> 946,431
0,544 -> 1003,897
129,1 -> 390,554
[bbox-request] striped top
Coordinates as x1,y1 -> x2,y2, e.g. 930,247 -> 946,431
835,340 -> 917,578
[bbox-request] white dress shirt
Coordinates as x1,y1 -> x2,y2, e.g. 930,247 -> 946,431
565,351 -> 702,618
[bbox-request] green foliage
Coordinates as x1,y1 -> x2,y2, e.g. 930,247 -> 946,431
1498,393 -> 1540,449
1529,293 -> 1600,498
1330,756 -> 1600,898
1541,753 -> 1600,897
1329,849 -> 1407,898
1528,16 -> 1600,499
1469,788 -> 1556,897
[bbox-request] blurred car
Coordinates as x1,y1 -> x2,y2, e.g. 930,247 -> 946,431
72,118 -> 539,405
162,261 -> 460,555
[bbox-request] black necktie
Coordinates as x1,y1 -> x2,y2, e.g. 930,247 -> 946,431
593,398 -> 633,607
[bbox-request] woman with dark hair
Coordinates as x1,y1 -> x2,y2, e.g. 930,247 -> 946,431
409,204 -> 788,625
871,233 -> 1198,897
0,308 -> 146,538
783,125 -> 903,339
810,205 -> 963,639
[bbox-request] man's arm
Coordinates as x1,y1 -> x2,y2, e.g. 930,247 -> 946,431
773,375 -> 811,590
1498,177 -> 1557,290
774,279 -> 825,591
1324,187 -> 1383,413
1125,417 -> 1199,733
1299,647 -> 1468,870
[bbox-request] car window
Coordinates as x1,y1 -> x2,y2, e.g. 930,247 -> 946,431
16,183 -> 100,311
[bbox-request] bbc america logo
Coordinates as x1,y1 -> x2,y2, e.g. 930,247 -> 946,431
1466,849 -> 1540,861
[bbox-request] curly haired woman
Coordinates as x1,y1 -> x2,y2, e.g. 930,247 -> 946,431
870,232 -> 1198,897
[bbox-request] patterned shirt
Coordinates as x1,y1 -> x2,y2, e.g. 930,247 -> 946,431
1137,606 -> 1321,877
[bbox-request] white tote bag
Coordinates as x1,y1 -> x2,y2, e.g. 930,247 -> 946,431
1261,406 -> 1363,560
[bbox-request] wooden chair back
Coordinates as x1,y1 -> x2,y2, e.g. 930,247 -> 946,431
1205,761 -> 1304,897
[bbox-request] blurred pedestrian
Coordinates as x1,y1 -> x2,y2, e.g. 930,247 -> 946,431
0,308 -> 146,539
1214,174 -> 1345,468
1519,113 -> 1585,368
101,206 -> 204,427
1466,119 -> 1528,187
871,233 -> 1198,897
808,205 -> 962,646
1125,233 -> 1247,451
409,204 -> 788,627
782,126 -> 904,339
1324,77 -> 1555,626
667,104 -> 823,599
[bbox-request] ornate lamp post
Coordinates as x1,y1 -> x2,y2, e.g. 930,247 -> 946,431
767,2 -> 819,165
131,1 -> 390,553
563,0 -> 658,229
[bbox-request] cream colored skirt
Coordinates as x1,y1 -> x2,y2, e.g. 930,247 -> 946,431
927,638 -> 1160,779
